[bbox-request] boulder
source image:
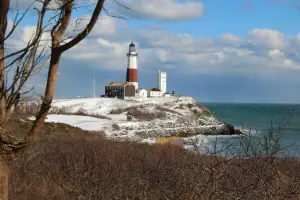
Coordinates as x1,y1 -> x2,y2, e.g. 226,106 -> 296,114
223,122 -> 236,135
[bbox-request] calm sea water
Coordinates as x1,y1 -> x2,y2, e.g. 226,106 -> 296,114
198,103 -> 300,157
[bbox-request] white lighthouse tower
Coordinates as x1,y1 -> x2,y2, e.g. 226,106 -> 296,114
158,70 -> 167,93
126,42 -> 138,89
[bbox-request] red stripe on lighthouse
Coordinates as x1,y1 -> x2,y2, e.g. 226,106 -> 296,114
126,68 -> 138,82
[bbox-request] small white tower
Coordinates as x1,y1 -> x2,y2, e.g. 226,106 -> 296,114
158,70 -> 167,93
126,42 -> 138,89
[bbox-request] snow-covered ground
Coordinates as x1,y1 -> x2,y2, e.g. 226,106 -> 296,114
35,114 -> 111,131
51,96 -> 195,116
27,96 -> 238,145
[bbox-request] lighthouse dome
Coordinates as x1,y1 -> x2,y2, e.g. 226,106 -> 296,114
129,42 -> 135,47
129,42 -> 136,52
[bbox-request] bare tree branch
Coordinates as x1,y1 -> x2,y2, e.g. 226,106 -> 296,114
59,0 -> 105,52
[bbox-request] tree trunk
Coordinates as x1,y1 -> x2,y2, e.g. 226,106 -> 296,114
0,1 -> 11,199
0,0 -> 10,125
0,48 -> 6,124
27,48 -> 61,145
0,157 -> 8,200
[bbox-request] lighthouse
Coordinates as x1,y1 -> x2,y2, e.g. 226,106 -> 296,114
126,42 -> 138,89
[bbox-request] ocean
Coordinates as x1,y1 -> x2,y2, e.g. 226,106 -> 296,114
197,103 -> 300,157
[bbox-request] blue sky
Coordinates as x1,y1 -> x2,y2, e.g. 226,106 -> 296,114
10,0 -> 300,103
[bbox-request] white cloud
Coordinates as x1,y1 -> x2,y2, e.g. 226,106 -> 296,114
59,26 -> 300,75
116,0 -> 204,21
154,49 -> 169,62
249,28 -> 285,49
93,17 -> 118,35
68,16 -> 118,37
10,0 -> 36,9
9,19 -> 300,76
66,38 -> 130,70
219,33 -> 241,46
68,16 -> 118,36
268,49 -> 284,59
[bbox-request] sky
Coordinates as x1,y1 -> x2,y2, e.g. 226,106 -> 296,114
7,0 -> 300,103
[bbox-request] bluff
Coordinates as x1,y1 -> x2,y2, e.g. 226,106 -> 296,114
23,96 -> 240,142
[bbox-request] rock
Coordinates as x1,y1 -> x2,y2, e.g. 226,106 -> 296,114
234,128 -> 243,135
223,122 -> 236,135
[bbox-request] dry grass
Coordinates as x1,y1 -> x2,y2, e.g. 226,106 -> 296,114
156,106 -> 182,116
112,123 -> 120,130
14,102 -> 41,117
49,108 -> 112,120
72,110 -> 111,120
197,104 -> 212,116
110,106 -> 166,121
8,133 -> 300,200
5,116 -> 300,200
6,117 -> 92,139
14,102 -> 111,119
7,105 -> 300,200
109,108 -> 125,114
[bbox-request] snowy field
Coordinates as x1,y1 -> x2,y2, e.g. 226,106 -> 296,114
51,96 -> 195,116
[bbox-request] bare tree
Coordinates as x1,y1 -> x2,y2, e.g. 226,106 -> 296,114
0,0 -> 50,124
5,3 -> 51,118
28,0 -> 106,145
0,0 -> 57,199
0,0 -> 126,199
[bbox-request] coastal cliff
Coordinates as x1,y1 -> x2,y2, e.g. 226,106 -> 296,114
24,96 -> 239,142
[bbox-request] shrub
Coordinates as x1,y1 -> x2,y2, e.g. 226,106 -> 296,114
197,104 -> 212,116
187,103 -> 194,109
49,107 -> 69,115
9,135 -> 300,200
73,110 -> 111,120
14,102 -> 41,116
155,111 -> 166,119
112,123 -> 120,130
235,128 -> 243,135
156,106 -> 182,116
127,115 -> 133,121
109,108 -> 124,114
